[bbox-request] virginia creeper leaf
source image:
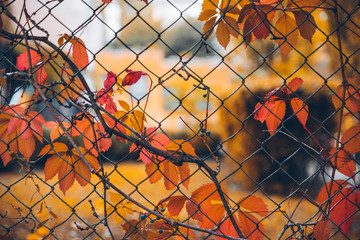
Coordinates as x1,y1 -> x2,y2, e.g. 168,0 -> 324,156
275,12 -> 299,58
72,37 -> 89,70
292,10 -> 316,43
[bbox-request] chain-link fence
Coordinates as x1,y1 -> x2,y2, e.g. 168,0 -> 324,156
0,0 -> 359,239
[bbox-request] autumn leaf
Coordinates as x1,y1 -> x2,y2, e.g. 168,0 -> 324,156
59,68 -> 85,102
44,121 -> 71,142
144,139 -> 195,190
254,77 -> 307,135
318,180 -> 357,235
274,12 -> 299,58
186,183 -> 222,222
107,192 -> 135,223
329,148 -> 356,178
0,69 -> 6,87
237,196 -> 267,239
72,114 -> 112,157
122,69 -> 147,86
16,49 -> 41,71
16,50 -> 47,86
129,127 -> 169,164
313,220 -> 331,240
286,0 -> 322,10
104,71 -> 117,90
102,113 -> 126,143
38,143 -> 100,195
58,34 -> 89,70
292,11 -> 316,43
238,5 -> 276,43
216,215 -> 242,240
341,125 -> 360,154
0,105 -> 45,165
162,196 -> 187,216
96,88 -> 117,113
331,79 -> 360,114
114,107 -> 147,135
122,215 -> 158,240
198,1 -> 240,48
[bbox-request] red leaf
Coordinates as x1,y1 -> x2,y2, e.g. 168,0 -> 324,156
265,99 -> 286,135
238,195 -> 268,217
122,69 -> 147,86
104,71 -> 117,90
238,212 -> 265,240
16,49 -> 41,71
254,100 -> 275,123
318,181 -> 357,235
292,11 -> 317,44
313,220 -> 331,240
35,66 -> 47,85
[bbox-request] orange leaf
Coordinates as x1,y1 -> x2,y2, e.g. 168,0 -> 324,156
331,79 -> 360,113
145,160 -> 163,184
313,220 -> 331,240
163,196 -> 187,216
275,12 -> 299,58
329,148 -> 356,178
237,211 -> 265,240
72,114 -> 112,156
201,0 -> 219,11
318,181 -> 357,235
186,183 -> 222,222
216,20 -> 231,49
265,99 -> 286,135
59,68 -> 85,102
290,97 -> 308,126
1,105 -> 44,163
72,38 -> 89,70
287,0 -> 322,10
163,160 -> 179,190
44,121 -> 71,142
16,49 -> 41,71
41,143 -> 99,194
341,125 -> 360,155
239,5 -> 275,43
198,9 -> 217,21
292,11 -> 316,43
202,16 -> 217,37
283,77 -> 303,94
216,215 -> 241,240
238,195 -> 268,217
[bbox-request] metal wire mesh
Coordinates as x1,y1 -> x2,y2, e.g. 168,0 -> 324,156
0,0 -> 359,239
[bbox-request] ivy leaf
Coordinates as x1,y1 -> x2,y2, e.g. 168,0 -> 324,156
290,97 -> 308,127
318,180 -> 357,235
0,105 -> 45,165
58,34 -> 89,70
59,68 -> 85,102
72,114 -> 112,157
238,4 -> 276,43
329,148 -> 356,178
72,37 -> 89,70
313,220 -> 331,240
44,121 -> 72,142
16,49 -> 41,71
292,11 -> 316,43
341,125 -> 360,155
186,183 -> 222,222
96,88 -> 117,114
104,71 -> 117,90
254,77 -> 307,135
107,192 -> 135,223
332,79 -> 360,114
122,69 -> 147,86
274,12 -> 299,58
38,143 -> 100,195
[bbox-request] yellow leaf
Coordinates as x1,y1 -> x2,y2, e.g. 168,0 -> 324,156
202,0 -> 219,11
275,12 -> 299,58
